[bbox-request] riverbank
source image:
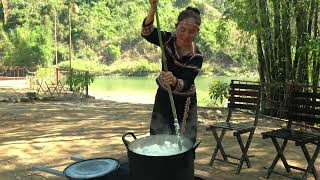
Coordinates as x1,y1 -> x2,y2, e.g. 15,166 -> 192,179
89,90 -> 155,104
0,79 -> 156,104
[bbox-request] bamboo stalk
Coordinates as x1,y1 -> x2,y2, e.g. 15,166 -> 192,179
154,3 -> 180,135
1,0 -> 8,26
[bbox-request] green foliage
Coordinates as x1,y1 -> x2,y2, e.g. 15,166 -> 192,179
57,58 -> 219,77
175,0 -> 191,7
34,68 -> 58,84
105,45 -> 121,64
108,59 -> 160,76
36,68 -> 55,78
59,59 -> 108,75
3,25 -> 54,67
208,80 -> 229,106
198,62 -> 212,76
0,0 -> 257,73
66,70 -> 95,93
223,0 -> 258,33
0,2 -> 4,25
75,45 -> 98,60
197,19 -> 219,58
214,20 -> 230,48
304,34 -> 320,53
0,29 -> 13,65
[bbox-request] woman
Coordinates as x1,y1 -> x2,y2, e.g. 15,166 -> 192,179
142,0 -> 203,143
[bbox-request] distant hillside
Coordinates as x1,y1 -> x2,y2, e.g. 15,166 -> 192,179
0,0 -> 257,73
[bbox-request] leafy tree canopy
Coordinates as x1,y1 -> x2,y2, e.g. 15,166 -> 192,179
0,0 -> 256,70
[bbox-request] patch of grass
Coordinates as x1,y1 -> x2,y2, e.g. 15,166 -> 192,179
108,59 -> 160,76
59,59 -> 109,75
58,58 -> 257,79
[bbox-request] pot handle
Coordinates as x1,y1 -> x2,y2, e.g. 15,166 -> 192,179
192,140 -> 201,159
193,140 -> 201,151
122,132 -> 137,150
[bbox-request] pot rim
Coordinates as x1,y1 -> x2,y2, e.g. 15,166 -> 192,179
123,133 -> 194,157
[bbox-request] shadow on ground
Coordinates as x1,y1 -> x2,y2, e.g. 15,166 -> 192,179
0,88 -> 318,180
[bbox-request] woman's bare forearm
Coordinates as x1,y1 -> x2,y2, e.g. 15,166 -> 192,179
145,2 -> 156,25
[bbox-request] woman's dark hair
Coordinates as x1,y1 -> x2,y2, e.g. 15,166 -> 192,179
177,7 -> 201,26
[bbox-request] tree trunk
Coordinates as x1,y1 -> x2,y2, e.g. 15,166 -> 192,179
258,0 -> 274,83
281,0 -> 293,82
1,0 -> 8,26
308,0 -> 316,34
294,0 -> 308,83
273,0 -> 281,82
257,34 -> 265,83
312,0 -> 319,88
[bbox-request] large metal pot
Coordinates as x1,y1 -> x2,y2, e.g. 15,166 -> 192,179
122,132 -> 200,180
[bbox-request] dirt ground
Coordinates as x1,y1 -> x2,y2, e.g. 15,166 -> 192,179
0,82 -> 319,180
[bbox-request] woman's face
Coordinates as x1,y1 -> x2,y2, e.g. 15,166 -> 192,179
175,18 -> 199,47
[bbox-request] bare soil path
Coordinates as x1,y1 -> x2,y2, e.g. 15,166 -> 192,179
0,81 -> 319,180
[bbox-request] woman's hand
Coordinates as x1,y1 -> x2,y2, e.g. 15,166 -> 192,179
149,0 -> 158,7
160,71 -> 177,87
144,0 -> 157,25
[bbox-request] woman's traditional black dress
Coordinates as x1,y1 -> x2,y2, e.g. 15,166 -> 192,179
142,20 -> 203,142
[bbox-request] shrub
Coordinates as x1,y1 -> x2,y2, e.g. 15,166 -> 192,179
66,70 -> 95,94
105,45 -> 121,64
208,80 -> 229,106
108,59 -> 160,76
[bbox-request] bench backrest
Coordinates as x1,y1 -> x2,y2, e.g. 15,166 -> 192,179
227,80 -> 261,125
287,91 -> 320,128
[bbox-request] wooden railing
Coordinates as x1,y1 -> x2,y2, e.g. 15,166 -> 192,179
0,66 -> 37,80
219,80 -> 320,127
27,68 -> 94,97
261,82 -> 320,118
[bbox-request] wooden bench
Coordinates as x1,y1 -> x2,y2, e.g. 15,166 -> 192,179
262,91 -> 320,179
206,80 -> 261,174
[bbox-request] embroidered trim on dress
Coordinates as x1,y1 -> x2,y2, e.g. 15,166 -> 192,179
156,76 -> 196,96
181,97 -> 192,134
142,25 -> 154,36
173,40 -> 195,58
174,79 -> 184,92
141,19 -> 154,36
192,42 -> 195,55
164,38 -> 202,71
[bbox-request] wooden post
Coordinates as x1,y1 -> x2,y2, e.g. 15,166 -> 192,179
68,3 -> 72,73
56,67 -> 59,84
1,0 -> 8,26
69,68 -> 73,92
55,9 -> 58,67
17,66 -> 19,78
85,71 -> 89,97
